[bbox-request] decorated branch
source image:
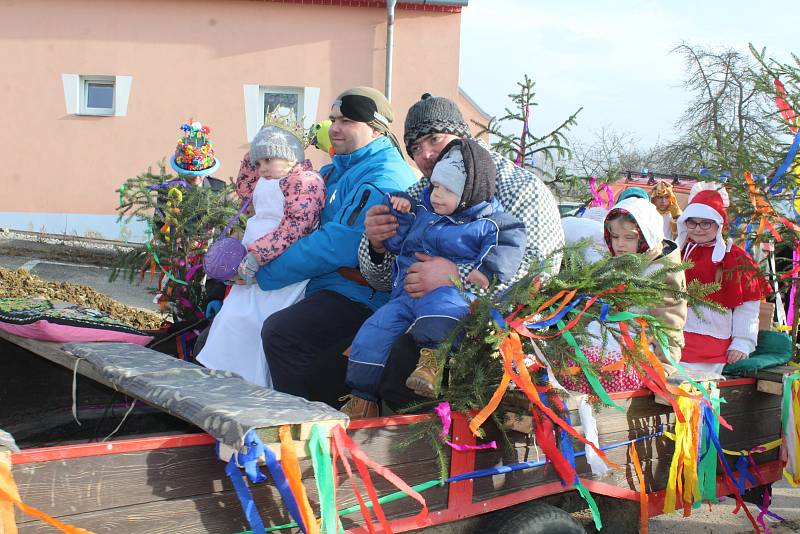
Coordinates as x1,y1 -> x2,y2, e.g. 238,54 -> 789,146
111,120 -> 240,322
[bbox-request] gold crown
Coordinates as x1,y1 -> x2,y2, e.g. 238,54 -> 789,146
263,107 -> 311,148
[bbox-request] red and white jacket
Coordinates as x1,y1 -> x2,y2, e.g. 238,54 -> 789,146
681,242 -> 769,364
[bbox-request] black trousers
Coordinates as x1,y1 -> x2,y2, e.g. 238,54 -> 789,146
378,333 -> 428,412
262,290 -> 373,407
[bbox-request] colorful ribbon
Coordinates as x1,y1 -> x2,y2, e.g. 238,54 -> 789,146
279,426 -> 318,534
330,425 -> 428,533
1,453 -> 95,533
308,425 -> 342,534
434,402 -> 496,451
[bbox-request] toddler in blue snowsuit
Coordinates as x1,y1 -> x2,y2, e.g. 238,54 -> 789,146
344,139 -> 526,410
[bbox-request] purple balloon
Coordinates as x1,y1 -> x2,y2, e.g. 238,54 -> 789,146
204,237 -> 247,281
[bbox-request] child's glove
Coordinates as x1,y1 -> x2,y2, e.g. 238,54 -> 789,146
237,252 -> 260,283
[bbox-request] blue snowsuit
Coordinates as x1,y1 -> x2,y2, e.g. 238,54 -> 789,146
346,188 -> 527,401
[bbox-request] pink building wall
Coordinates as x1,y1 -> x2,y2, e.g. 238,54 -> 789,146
0,0 -> 481,240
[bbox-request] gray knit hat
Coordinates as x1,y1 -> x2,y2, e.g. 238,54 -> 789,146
403,93 -> 471,156
249,126 -> 305,166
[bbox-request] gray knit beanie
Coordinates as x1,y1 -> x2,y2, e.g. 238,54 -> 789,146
403,93 -> 471,156
249,126 -> 305,166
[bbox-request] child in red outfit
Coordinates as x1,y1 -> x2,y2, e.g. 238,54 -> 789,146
676,183 -> 771,375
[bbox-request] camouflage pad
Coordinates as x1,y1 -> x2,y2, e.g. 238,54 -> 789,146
0,429 -> 19,453
62,342 -> 348,450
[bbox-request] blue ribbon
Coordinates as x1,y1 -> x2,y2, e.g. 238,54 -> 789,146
235,430 -> 308,534
226,453 -> 266,534
447,427 -> 663,483
257,436 -> 308,533
735,453 -> 757,496
700,405 -> 748,498
490,307 -> 507,329
524,297 -> 582,329
768,130 -> 800,194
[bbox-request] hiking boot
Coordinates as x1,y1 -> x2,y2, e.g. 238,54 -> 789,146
339,395 -> 379,419
405,348 -> 439,398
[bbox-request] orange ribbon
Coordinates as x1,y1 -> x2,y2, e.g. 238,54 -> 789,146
496,333 -> 619,468
1,455 -> 94,534
629,441 -> 648,534
278,426 -> 320,534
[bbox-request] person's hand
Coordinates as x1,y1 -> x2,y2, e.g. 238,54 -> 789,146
726,349 -> 747,364
466,269 -> 490,289
390,196 -> 412,214
364,204 -> 398,254
405,253 -> 458,298
237,252 -> 260,283
205,300 -> 222,320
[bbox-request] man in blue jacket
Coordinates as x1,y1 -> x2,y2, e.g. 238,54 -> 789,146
259,87 -> 416,405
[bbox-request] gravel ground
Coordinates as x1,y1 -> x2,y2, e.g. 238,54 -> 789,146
0,230 -> 163,329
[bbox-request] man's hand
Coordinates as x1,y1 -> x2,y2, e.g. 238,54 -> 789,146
405,253 -> 458,298
726,349 -> 747,364
364,204 -> 398,254
390,196 -> 412,214
466,269 -> 490,289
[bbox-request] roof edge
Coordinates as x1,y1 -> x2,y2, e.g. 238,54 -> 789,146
255,0 -> 467,13
458,86 -> 492,121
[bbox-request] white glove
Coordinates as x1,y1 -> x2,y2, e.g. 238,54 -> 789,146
237,252 -> 260,283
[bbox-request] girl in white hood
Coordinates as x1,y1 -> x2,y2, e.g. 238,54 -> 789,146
562,197 -> 687,394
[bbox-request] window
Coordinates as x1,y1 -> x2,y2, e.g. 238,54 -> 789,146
62,74 -> 132,117
243,84 -> 320,142
80,76 -> 115,115
262,87 -> 303,121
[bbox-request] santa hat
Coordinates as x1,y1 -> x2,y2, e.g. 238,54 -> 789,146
676,186 -> 729,262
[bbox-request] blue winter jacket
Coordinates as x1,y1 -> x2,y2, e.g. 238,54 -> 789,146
384,188 -> 527,299
255,135 -> 416,310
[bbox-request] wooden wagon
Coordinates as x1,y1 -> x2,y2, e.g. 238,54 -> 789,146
0,329 -> 788,533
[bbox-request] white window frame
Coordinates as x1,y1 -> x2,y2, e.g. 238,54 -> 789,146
243,84 -> 320,142
80,75 -> 116,116
62,74 -> 132,117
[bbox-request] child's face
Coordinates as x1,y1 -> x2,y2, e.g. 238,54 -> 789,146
257,158 -> 294,179
606,217 -> 641,255
430,183 -> 459,215
685,217 -> 719,244
652,195 -> 670,211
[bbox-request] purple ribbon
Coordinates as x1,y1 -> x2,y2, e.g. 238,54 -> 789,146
434,402 -> 496,452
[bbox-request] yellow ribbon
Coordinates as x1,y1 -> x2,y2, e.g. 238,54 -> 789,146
663,383 -> 702,516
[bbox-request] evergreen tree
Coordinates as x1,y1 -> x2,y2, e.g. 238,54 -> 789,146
112,161 -> 241,322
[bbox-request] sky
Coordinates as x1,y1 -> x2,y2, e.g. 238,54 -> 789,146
459,0 -> 799,149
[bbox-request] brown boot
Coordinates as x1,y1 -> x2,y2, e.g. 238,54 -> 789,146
339,395 -> 379,419
405,348 -> 440,398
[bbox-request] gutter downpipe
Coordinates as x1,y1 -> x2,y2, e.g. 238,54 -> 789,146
385,0 -> 397,100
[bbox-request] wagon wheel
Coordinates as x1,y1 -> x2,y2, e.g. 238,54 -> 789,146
480,502 -> 585,534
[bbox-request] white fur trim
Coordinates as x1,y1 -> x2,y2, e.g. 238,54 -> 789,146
688,181 -> 729,207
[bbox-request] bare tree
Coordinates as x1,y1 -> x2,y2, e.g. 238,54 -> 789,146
665,43 -> 780,176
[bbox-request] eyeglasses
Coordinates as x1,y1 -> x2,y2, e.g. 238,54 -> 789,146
685,219 -> 715,230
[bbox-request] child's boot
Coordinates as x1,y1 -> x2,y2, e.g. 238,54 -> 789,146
405,348 -> 439,398
339,395 -> 379,418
